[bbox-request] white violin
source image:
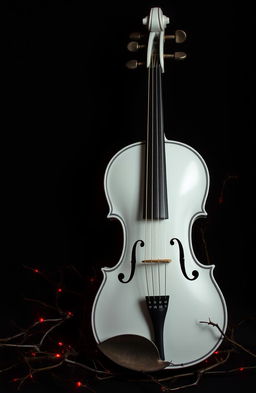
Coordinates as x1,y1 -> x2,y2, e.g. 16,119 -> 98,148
91,7 -> 228,371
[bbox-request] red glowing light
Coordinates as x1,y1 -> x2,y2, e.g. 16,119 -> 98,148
239,367 -> 244,371
76,381 -> 82,387
54,353 -> 61,358
67,311 -> 73,317
218,196 -> 224,204
214,351 -> 219,354
34,268 -> 39,273
39,317 -> 45,323
58,341 -> 63,346
57,288 -> 63,293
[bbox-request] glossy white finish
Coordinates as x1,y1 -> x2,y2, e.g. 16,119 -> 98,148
143,7 -> 169,72
91,140 -> 228,368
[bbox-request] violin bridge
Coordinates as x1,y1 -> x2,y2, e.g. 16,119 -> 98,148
142,259 -> 171,264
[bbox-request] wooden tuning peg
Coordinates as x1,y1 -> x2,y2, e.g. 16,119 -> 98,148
129,32 -> 145,40
127,41 -> 146,52
164,52 -> 187,60
165,30 -> 187,44
125,59 -> 144,69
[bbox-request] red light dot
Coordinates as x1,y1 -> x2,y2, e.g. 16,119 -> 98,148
39,317 -> 45,323
218,196 -> 224,204
67,311 -> 73,317
214,351 -> 219,354
55,353 -> 61,358
76,381 -> 82,387
58,341 -> 63,346
57,288 -> 63,293
239,367 -> 244,371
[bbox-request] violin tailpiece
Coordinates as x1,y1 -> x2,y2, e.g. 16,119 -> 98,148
146,295 -> 170,360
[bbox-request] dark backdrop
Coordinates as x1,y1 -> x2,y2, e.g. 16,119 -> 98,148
2,1 -> 254,392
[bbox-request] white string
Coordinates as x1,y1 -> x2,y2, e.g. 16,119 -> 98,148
144,54 -> 151,298
156,59 -> 161,297
150,56 -> 155,297
144,56 -> 169,299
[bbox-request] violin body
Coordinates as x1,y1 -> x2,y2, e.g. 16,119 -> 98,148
91,7 -> 228,369
91,140 -> 227,368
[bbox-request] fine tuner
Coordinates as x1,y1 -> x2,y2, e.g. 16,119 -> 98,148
126,27 -> 187,70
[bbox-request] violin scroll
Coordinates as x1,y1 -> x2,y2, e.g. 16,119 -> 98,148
126,7 -> 187,71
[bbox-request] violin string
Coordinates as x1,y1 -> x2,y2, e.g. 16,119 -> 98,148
156,58 -> 161,297
144,55 -> 167,298
158,60 -> 167,298
150,56 -> 155,297
165,264 -> 167,297
144,55 -> 150,298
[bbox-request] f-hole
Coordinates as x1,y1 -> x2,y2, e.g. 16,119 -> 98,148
170,238 -> 199,281
118,240 -> 144,284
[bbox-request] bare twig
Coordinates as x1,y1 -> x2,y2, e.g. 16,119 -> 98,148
1,263 -> 255,392
200,319 -> 256,358
64,358 -> 111,375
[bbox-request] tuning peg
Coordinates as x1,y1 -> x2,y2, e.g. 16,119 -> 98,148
127,41 -> 146,52
129,32 -> 145,40
126,59 -> 144,69
165,30 -> 187,44
164,51 -> 187,60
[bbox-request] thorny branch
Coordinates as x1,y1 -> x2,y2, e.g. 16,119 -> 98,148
0,311 -> 255,391
0,311 -> 111,390
0,260 -> 255,391
200,319 -> 256,358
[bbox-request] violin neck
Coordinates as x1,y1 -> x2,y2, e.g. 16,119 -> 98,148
144,58 -> 169,220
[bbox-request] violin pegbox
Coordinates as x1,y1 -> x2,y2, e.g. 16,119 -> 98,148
142,7 -> 170,72
126,7 -> 187,70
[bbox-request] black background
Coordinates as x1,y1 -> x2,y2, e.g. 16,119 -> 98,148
2,0 -> 255,392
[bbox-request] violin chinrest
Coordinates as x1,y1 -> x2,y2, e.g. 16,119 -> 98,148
98,334 -> 170,372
